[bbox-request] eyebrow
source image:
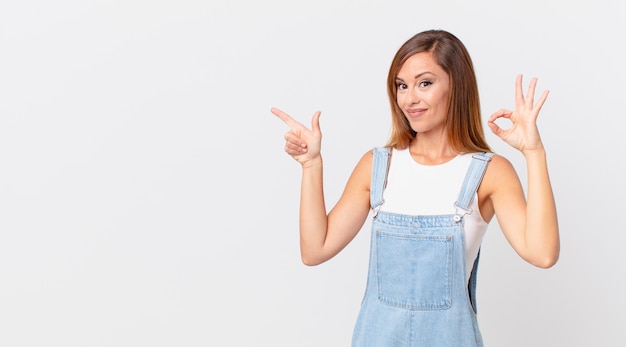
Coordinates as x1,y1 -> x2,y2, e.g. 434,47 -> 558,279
395,71 -> 434,81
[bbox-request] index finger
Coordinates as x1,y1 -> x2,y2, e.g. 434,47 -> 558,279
271,107 -> 299,128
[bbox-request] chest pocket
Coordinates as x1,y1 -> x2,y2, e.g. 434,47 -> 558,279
376,227 -> 454,311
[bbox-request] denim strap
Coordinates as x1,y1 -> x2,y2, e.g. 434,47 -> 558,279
454,152 -> 494,222
370,147 -> 391,217
458,152 -> 494,314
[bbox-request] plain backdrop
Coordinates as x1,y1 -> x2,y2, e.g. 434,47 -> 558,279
1,0 -> 625,346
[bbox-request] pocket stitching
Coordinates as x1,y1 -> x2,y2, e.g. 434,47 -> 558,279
376,230 -> 453,311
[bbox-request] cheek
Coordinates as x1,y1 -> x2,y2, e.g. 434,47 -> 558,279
396,93 -> 405,107
435,93 -> 449,110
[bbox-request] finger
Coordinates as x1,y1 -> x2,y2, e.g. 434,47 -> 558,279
515,74 -> 524,106
271,107 -> 300,128
488,109 -> 512,123
526,77 -> 538,108
285,142 -> 307,154
311,111 -> 322,135
487,120 -> 505,138
533,89 -> 550,113
284,132 -> 307,148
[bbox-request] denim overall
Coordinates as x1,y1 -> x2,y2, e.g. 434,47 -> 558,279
352,147 -> 494,347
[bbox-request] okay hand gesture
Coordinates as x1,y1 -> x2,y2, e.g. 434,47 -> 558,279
488,75 -> 550,153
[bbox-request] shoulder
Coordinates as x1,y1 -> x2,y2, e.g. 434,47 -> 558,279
356,149 -> 374,172
486,153 -> 515,174
485,154 -> 515,177
358,147 -> 391,165
346,148 -> 378,190
338,149 -> 374,191
482,153 -> 520,194
360,146 -> 395,169
476,153 -> 522,220
349,146 -> 399,184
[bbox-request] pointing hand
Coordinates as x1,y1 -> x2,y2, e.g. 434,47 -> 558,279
272,107 -> 323,167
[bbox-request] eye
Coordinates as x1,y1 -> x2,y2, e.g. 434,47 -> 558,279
396,82 -> 408,90
419,80 -> 433,88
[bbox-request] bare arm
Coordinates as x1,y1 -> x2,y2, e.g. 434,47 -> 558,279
486,75 -> 560,268
272,108 -> 371,265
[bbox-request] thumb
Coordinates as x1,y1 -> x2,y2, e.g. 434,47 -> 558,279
311,111 -> 322,135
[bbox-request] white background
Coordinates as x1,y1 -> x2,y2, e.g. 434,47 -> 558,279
1,0 -> 624,346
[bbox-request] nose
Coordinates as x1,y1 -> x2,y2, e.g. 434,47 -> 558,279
405,87 -> 420,106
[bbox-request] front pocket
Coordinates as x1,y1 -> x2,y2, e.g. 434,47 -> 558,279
376,230 -> 452,311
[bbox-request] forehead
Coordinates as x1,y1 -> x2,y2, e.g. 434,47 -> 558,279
397,51 -> 446,77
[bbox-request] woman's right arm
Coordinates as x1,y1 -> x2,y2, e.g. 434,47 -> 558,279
272,108 -> 372,265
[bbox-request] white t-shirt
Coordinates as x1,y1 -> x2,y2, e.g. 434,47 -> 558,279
379,148 -> 489,283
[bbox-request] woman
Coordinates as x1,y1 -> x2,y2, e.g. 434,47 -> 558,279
272,29 -> 559,346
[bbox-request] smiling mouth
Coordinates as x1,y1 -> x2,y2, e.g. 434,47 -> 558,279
406,109 -> 427,118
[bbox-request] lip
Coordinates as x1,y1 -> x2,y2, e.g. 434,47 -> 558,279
405,108 -> 427,118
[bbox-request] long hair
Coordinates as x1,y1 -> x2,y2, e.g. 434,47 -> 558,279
385,30 -> 491,153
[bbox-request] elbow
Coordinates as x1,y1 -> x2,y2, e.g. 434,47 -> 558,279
301,257 -> 322,267
524,237 -> 560,269
532,253 -> 560,269
301,248 -> 334,266
301,254 -> 325,267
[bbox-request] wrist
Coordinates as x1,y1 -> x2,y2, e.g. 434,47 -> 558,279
302,156 -> 323,169
522,147 -> 547,161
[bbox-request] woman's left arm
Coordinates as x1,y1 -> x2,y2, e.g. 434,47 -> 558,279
487,74 -> 560,268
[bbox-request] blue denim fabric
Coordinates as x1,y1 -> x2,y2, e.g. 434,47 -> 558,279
352,148 -> 493,347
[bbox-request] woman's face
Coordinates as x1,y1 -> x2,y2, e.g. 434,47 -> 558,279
395,52 -> 450,134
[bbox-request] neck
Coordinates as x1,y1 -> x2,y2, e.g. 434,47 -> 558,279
408,134 -> 458,165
